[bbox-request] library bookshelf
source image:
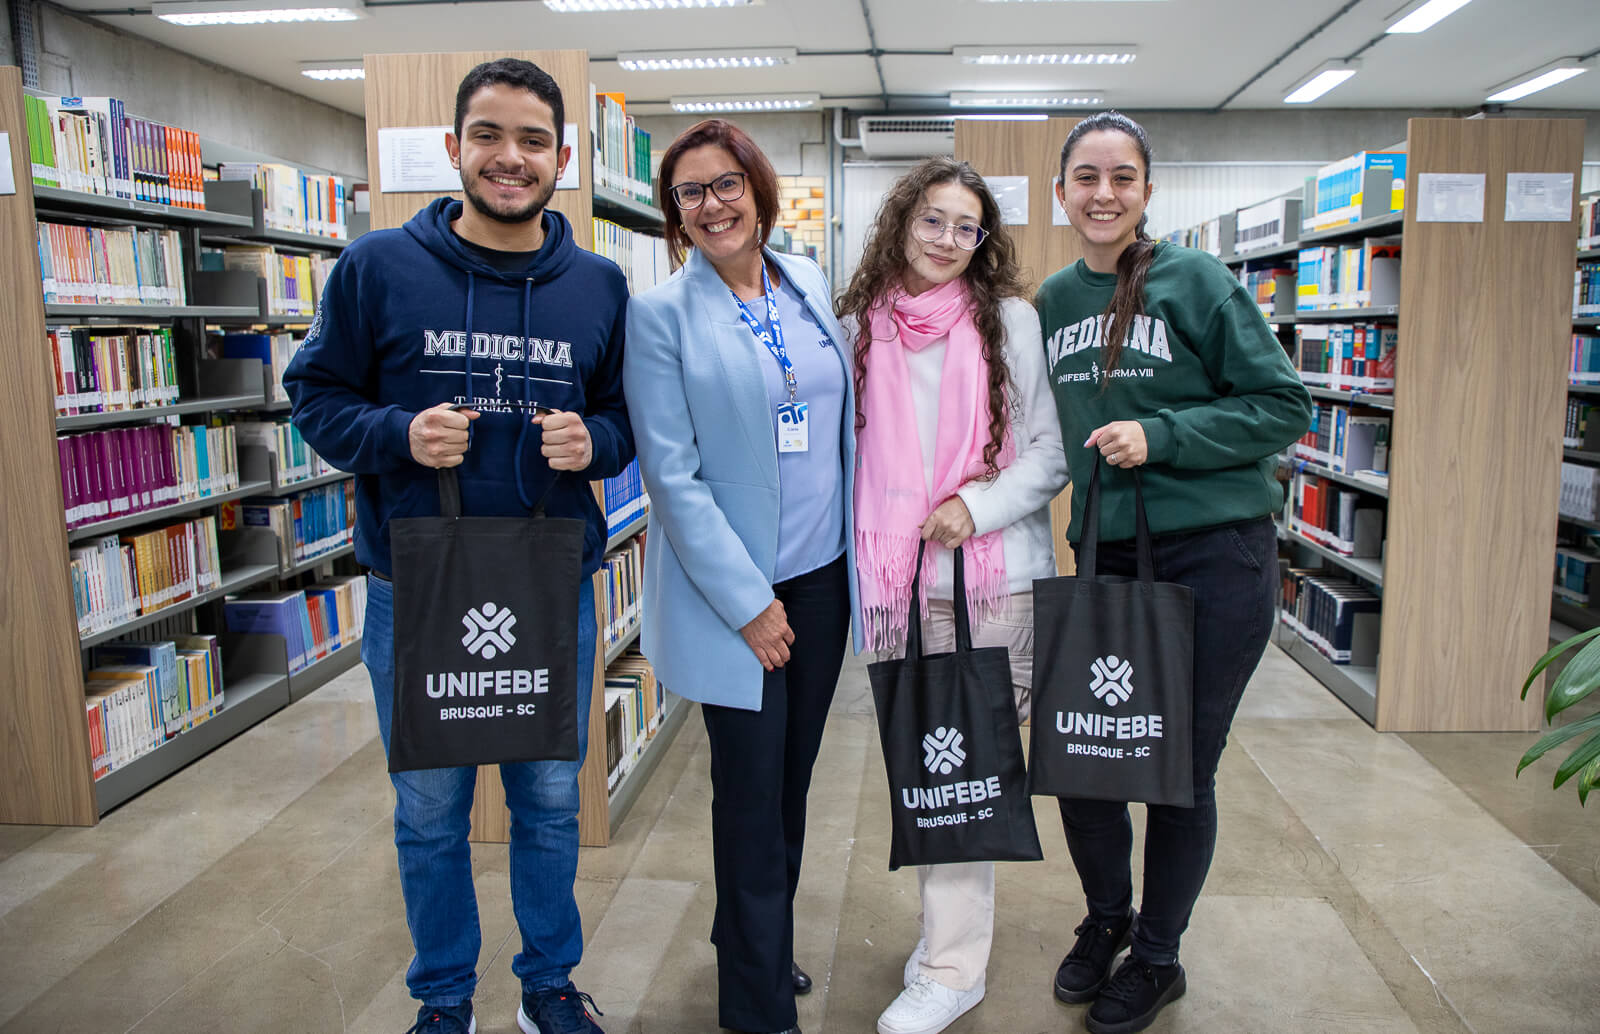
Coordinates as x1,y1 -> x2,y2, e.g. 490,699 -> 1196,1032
363,49 -> 682,847
1552,190 -> 1600,638
0,67 -> 366,825
1195,117 -> 1584,732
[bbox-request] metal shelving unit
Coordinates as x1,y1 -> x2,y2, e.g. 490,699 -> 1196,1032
605,696 -> 691,835
32,185 -> 255,229
55,392 -> 266,431
273,469 -> 354,494
1291,457 -> 1390,499
78,562 -> 280,650
1298,210 -> 1405,244
1304,385 -> 1396,410
592,185 -> 665,230
1225,241 -> 1304,267
1278,521 -> 1385,586
279,542 -> 355,579
44,304 -> 261,321
605,510 -> 649,552
67,480 -> 273,542
1277,627 -> 1378,723
1295,305 -> 1400,321
603,621 -> 642,667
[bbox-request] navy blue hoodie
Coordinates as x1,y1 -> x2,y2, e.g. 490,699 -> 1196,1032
284,198 -> 633,577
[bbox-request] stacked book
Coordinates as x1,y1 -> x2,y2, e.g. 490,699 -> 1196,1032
593,92 -> 654,203
59,424 -> 240,529
1303,151 -> 1406,231
1238,265 -> 1294,320
86,635 -> 225,777
1296,239 -> 1401,312
605,646 -> 665,792
602,458 -> 649,532
1293,404 -> 1391,477
1577,261 -> 1600,318
217,331 -> 303,404
1560,462 -> 1600,522
209,246 -> 335,317
591,219 -> 671,296
232,418 -> 337,487
1287,470 -> 1385,559
223,577 -> 366,674
1280,570 -> 1381,666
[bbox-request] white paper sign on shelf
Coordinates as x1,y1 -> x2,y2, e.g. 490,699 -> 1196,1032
1052,187 -> 1070,227
985,176 -> 1029,225
1505,172 -> 1574,222
557,123 -> 580,190
0,133 -> 15,196
1416,173 -> 1485,223
378,126 -> 459,194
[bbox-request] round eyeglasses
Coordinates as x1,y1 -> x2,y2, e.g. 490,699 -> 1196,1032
913,214 -> 987,251
669,172 -> 747,211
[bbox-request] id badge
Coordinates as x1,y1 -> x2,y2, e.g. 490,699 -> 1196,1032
777,401 -> 810,454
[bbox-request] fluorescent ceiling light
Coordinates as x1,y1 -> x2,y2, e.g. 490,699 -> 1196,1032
545,0 -> 755,11
1284,60 -> 1358,104
301,60 -> 365,80
955,113 -> 1050,121
1385,0 -> 1472,34
619,47 -> 795,71
949,91 -> 1104,107
671,93 -> 819,113
954,45 -> 1137,66
153,0 -> 366,24
976,0 -> 1164,4
1486,59 -> 1589,103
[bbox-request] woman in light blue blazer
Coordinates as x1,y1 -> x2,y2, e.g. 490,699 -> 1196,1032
623,119 -> 861,1034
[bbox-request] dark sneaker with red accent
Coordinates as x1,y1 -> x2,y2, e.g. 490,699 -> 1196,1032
518,982 -> 605,1034
1085,958 -> 1186,1034
1054,911 -> 1134,1003
403,1001 -> 475,1034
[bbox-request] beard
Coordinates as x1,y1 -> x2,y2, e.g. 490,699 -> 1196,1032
461,169 -> 557,226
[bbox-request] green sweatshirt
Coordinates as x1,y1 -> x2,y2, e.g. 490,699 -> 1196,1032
1037,242 -> 1312,543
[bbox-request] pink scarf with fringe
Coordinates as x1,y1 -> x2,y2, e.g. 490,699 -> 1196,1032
855,278 -> 1014,651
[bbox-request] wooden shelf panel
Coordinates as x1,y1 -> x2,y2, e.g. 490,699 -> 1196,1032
67,480 -> 273,542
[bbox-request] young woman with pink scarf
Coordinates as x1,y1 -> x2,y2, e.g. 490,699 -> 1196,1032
837,157 -> 1069,1034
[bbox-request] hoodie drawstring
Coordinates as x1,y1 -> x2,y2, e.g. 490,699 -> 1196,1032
462,270 -> 476,408
514,275 -> 539,510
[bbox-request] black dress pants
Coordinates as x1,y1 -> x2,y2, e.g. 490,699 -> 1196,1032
701,554 -> 850,1033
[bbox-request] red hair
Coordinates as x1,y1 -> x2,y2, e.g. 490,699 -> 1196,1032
656,119 -> 780,269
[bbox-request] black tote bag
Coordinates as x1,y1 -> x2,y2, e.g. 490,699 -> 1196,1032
387,468 -> 585,772
1029,460 -> 1195,806
868,542 -> 1042,870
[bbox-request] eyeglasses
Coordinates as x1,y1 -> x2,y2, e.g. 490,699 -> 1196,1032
669,172 -> 747,210
913,214 -> 987,251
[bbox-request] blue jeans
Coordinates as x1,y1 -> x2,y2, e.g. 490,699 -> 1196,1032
363,573 -> 596,1007
1059,517 -> 1277,967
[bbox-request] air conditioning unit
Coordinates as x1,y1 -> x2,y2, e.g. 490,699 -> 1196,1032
857,116 -> 956,159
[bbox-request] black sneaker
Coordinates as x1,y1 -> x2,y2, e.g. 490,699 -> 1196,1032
404,1002 -> 476,1034
1053,911 -> 1134,1003
518,982 -> 605,1034
1085,957 -> 1186,1034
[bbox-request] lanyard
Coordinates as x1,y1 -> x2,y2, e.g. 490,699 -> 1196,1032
730,266 -> 797,404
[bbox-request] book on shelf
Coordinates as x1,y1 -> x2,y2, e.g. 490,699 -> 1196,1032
1280,569 -> 1381,666
1579,196 -> 1598,252
1555,547 -> 1600,607
1304,151 -> 1406,232
604,645 -> 664,792
232,417 -> 336,486
591,218 -> 670,296
68,515 -> 223,637
204,246 -> 334,317
603,458 -> 649,531
1238,265 -> 1294,319
23,94 -> 206,208
93,637 -> 224,739
598,535 -> 645,648
592,91 -> 654,204
85,632 -> 224,778
1159,216 -> 1224,255
1234,196 -> 1298,254
223,480 -> 355,569
1295,323 -> 1397,393
223,579 -> 365,675
58,423 -> 240,530
1296,238 -> 1400,312
1560,462 -> 1600,522
1565,397 -> 1599,449
215,331 -> 303,403
37,221 -> 187,306
1287,469 -> 1385,559
48,327 -> 179,416
217,162 -> 346,239
1570,333 -> 1600,386
1577,261 -> 1600,318
1295,404 -> 1391,476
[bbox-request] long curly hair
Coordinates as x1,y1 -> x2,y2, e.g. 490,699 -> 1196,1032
836,157 -> 1028,478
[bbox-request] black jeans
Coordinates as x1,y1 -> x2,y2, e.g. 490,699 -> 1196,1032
1060,517 -> 1277,967
701,554 -> 850,1033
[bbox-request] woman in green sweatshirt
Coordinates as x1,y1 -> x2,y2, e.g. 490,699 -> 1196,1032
1036,111 -> 1312,1034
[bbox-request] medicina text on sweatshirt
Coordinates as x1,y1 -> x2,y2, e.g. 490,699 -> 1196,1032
1036,242 -> 1312,544
284,198 -> 634,578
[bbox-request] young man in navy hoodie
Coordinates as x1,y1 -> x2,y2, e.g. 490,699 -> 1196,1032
284,59 -> 631,1034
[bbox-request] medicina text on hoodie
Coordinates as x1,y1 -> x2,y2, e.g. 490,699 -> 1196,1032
284,198 -> 634,578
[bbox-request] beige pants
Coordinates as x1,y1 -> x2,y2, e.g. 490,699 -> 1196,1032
884,591 -> 1034,993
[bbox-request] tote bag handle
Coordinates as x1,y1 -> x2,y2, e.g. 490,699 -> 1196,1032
1075,457 -> 1156,584
436,467 -> 563,519
904,539 -> 976,659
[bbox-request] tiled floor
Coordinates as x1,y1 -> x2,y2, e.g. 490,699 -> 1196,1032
2,642 -> 1597,1033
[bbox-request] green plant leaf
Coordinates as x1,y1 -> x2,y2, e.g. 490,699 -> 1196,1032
1523,627 -> 1600,700
1545,635 -> 1600,720
1551,732 -> 1600,789
1578,756 -> 1600,806
1517,711 -> 1600,774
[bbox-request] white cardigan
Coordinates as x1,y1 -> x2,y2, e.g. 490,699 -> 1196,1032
846,296 -> 1069,602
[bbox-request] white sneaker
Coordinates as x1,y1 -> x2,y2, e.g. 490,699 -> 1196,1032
876,973 -> 984,1034
903,937 -> 928,988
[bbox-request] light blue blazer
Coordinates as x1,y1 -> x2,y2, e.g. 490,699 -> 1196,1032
623,246 -> 863,711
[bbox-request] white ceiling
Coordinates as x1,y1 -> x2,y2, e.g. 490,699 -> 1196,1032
49,0 -> 1600,118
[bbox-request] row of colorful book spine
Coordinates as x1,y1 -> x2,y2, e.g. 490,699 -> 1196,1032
1294,323 -> 1398,392
1579,196 -> 1599,252
1296,239 -> 1401,312
48,327 -> 179,416
1576,261 -> 1600,317
86,635 -> 224,778
233,418 -> 338,487
222,577 -> 366,675
591,218 -> 670,297
37,221 -> 187,306
221,481 -> 355,570
602,458 -> 649,531
593,92 -> 654,204
23,94 -> 207,208
59,423 -> 240,530
605,645 -> 665,793
70,515 -> 223,637
203,245 -> 334,317
1305,151 -> 1406,231
1239,265 -> 1293,318
1569,333 -> 1600,385
1560,462 -> 1600,522
1294,404 -> 1392,478
1286,470 -> 1386,559
598,535 -> 645,649
216,162 -> 347,239
1280,570 -> 1381,667
214,331 -> 304,404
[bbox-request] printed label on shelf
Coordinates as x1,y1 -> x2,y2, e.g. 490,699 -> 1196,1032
1505,172 -> 1575,222
0,133 -> 14,195
377,126 -> 459,193
984,176 -> 1029,225
1417,173 -> 1485,223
